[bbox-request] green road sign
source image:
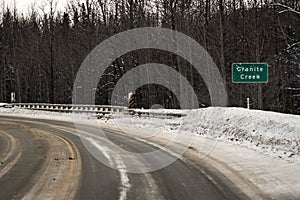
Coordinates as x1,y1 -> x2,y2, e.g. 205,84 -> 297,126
232,63 -> 268,83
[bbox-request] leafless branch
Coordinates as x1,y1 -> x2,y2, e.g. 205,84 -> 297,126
272,3 -> 300,16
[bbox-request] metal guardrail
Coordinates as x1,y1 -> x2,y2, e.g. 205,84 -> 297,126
12,103 -> 125,112
10,103 -> 125,118
127,109 -> 186,119
6,103 -> 186,119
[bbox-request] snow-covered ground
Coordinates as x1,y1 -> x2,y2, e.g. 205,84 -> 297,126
1,106 -> 300,198
105,107 -> 300,159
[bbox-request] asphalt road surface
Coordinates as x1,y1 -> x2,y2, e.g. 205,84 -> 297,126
0,115 -> 250,200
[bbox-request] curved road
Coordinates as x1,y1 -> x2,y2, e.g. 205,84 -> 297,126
0,115 -> 249,200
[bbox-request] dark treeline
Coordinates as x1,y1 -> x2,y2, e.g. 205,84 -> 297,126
0,0 -> 299,114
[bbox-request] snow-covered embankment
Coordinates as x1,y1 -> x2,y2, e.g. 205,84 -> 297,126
107,107 -> 300,157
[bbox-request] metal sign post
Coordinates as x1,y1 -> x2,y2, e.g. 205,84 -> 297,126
247,98 -> 250,109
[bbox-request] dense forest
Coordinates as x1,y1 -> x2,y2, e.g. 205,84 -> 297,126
0,0 -> 299,114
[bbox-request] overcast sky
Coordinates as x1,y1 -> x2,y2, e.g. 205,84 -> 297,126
1,0 -> 70,15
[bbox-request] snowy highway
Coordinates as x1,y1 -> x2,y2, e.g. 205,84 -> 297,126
0,115 -> 249,200
0,0 -> 299,199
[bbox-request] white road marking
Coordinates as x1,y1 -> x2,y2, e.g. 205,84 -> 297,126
118,167 -> 130,200
86,137 -> 131,200
200,170 -> 224,192
86,137 -> 114,166
144,173 -> 164,200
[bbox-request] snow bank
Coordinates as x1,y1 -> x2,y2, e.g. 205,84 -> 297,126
0,103 -> 7,107
186,107 -> 300,155
105,107 -> 300,156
